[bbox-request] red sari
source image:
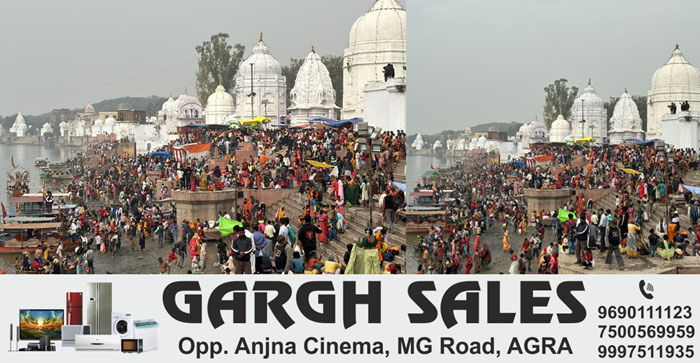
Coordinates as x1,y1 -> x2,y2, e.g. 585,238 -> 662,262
318,214 -> 328,243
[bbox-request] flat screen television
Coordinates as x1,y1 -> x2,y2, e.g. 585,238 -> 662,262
19,309 -> 64,340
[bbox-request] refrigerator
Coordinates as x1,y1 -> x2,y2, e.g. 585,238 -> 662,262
66,292 -> 83,325
86,283 -> 112,335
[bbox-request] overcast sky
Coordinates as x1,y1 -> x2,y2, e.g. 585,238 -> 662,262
0,0 -> 395,116
408,0 -> 700,134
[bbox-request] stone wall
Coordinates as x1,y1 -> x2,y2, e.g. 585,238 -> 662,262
172,189 -> 238,224
524,188 -> 573,221
171,188 -> 296,223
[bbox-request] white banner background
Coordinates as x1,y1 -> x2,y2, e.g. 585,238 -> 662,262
0,275 -> 698,362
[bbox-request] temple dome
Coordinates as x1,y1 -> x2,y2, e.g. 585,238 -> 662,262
104,116 -> 116,126
234,33 -> 286,122
349,0 -> 406,46
609,90 -> 644,144
161,97 -> 175,111
650,45 -> 700,92
549,114 -> 571,143
237,34 -> 283,81
85,104 -> 95,113
206,81 -> 235,125
569,79 -> 607,140
611,90 -> 642,132
342,0 -> 406,119
14,113 -> 26,125
290,49 -> 337,109
647,45 -> 700,139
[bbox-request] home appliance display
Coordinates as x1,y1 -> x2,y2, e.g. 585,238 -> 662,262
74,334 -> 120,351
86,282 -> 112,335
19,310 -> 64,341
111,312 -> 134,339
61,325 -> 91,347
39,335 -> 56,351
8,324 -> 13,352
133,319 -> 159,352
66,292 -> 83,326
120,339 -> 143,353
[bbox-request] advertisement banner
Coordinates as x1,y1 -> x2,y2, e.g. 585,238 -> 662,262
1,275 -> 698,362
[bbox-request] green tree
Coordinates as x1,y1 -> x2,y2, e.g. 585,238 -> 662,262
281,54 -> 344,115
195,33 -> 245,105
604,95 -> 647,131
543,79 -> 578,128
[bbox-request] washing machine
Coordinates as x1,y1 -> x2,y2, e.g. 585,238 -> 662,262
111,312 -> 135,339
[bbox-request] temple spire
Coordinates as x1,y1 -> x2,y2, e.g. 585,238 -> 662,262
218,72 -> 223,86
259,32 -> 263,42
311,45 -> 315,53
676,43 -> 680,50
588,78 -> 591,86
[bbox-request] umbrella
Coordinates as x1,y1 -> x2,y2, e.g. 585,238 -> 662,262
307,160 -> 335,168
621,168 -> 641,175
557,208 -> 577,223
219,217 -> 243,237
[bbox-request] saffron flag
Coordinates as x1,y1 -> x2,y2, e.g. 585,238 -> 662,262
1,202 -> 6,220
11,156 -> 15,169
219,217 -> 243,237
621,168 -> 641,175
185,143 -> 211,160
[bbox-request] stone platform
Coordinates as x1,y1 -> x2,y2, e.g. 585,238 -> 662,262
172,189 -> 238,224
559,252 -> 700,274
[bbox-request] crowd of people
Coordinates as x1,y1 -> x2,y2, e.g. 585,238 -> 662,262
12,123 -> 406,275
414,142 -> 700,274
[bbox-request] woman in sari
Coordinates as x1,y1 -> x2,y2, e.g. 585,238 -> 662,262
502,229 -> 511,252
480,244 -> 491,270
657,238 -> 675,261
464,253 -> 473,274
317,209 -> 328,243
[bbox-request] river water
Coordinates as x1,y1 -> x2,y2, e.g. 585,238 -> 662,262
1,143 -> 75,206
0,143 -> 75,272
406,154 -> 460,272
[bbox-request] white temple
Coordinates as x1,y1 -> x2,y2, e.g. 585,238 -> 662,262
412,133 -> 425,150
342,0 -> 406,120
9,113 -> 28,137
205,75 -> 235,125
91,118 -> 103,136
289,47 -> 339,124
609,89 -> 644,144
517,118 -> 548,154
158,93 -> 204,133
234,33 -> 287,123
569,79 -> 608,141
40,122 -> 54,137
549,114 -> 571,143
647,45 -> 700,140
432,140 -> 443,150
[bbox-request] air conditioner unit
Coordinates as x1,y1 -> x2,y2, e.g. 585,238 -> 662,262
61,325 -> 91,347
74,335 -> 120,351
